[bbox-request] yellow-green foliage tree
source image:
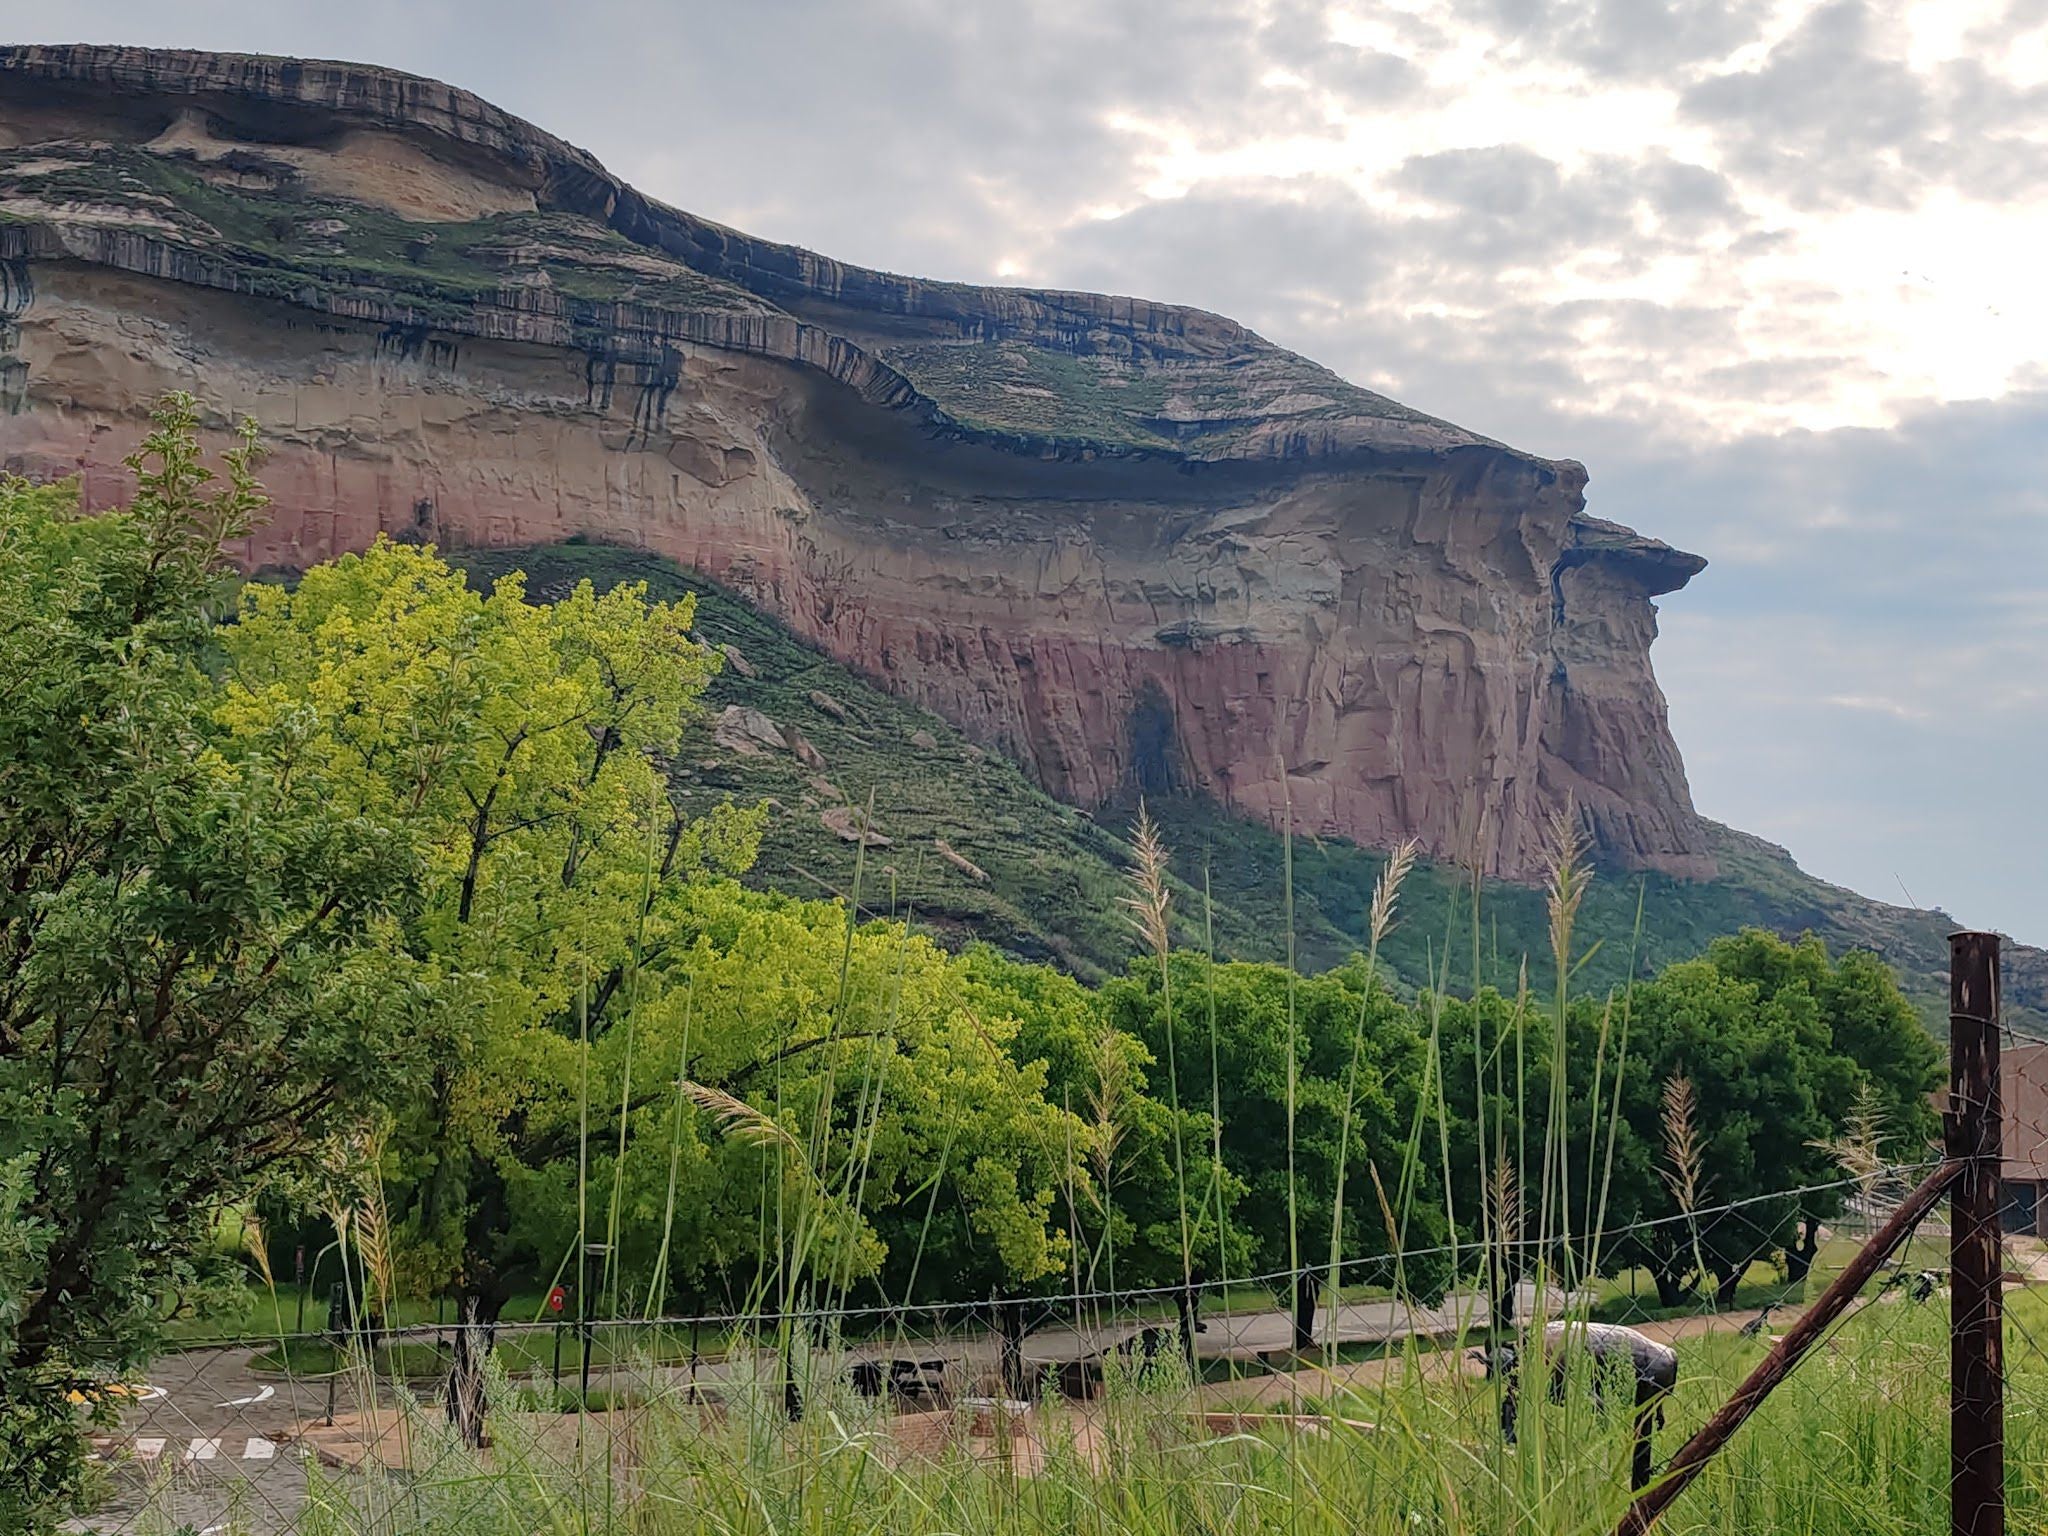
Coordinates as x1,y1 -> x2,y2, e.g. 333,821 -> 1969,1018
221,540 -> 755,1338
505,890 -> 1084,1320
221,539 -> 1087,1430
954,946 -> 1247,1300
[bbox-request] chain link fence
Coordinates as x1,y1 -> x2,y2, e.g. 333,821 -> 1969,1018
64,1163 -> 2045,1536
52,934 -> 2039,1535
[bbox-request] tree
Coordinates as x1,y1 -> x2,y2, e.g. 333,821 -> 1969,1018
1434,985 -> 1628,1323
1601,931 -> 1942,1304
502,894 -> 1087,1315
220,541 -> 1092,1425
954,945 -> 1246,1382
1104,954 -> 1445,1351
0,398 -> 415,1527
219,537 -> 763,1434
1694,930 -> 1941,1282
1618,958 -> 1831,1303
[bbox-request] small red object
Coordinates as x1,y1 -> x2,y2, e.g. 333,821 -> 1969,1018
547,1285 -> 567,1314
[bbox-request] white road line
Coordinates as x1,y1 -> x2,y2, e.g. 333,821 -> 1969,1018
185,1437 -> 221,1461
243,1436 -> 277,1460
219,1384 -> 275,1408
133,1438 -> 166,1461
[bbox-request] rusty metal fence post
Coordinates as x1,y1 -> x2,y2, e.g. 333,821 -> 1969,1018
1613,930 -> 2008,1536
1949,930 -> 2004,1536
1612,1159 -> 1960,1536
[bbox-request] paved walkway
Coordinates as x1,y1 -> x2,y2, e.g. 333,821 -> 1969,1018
1021,1280 -> 1583,1365
65,1347 -> 342,1536
1207,1304 -> 1783,1410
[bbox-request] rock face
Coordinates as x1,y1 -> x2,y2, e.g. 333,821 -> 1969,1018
0,44 -> 1713,880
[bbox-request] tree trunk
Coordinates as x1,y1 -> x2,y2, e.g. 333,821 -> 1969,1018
1650,1258 -> 1689,1309
996,1298 -> 1027,1398
446,1289 -> 505,1447
1714,1265 -> 1743,1307
1175,1284 -> 1200,1373
1291,1271 -> 1318,1354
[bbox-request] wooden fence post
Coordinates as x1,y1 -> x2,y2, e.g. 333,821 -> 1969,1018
1949,930 -> 2004,1536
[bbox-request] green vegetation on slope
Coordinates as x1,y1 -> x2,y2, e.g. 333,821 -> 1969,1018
456,539 -> 1196,977
0,144 -> 773,328
1,139 -> 1450,457
455,541 -> 2037,1028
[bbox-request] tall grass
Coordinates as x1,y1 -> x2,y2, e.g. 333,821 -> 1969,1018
1327,839 -> 1415,1349
191,799 -> 2004,1536
280,1299 -> 2048,1536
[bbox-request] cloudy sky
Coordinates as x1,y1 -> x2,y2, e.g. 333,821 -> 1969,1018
12,0 -> 2047,940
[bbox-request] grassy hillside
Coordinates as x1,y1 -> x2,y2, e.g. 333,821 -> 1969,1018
457,540 -> 1201,977
454,541 -> 2042,1028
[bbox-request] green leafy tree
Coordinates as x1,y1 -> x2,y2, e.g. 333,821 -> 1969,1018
1105,954 -> 1444,1350
1616,958 -> 1835,1303
1441,930 -> 1941,1311
0,399 -> 415,1527
953,946 -> 1246,1380
1597,931 -> 1940,1304
1689,930 -> 1941,1282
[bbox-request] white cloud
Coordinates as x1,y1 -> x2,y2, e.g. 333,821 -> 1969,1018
1823,695 -> 1929,720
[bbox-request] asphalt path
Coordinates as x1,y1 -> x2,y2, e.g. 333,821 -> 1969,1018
67,1347 -> 347,1536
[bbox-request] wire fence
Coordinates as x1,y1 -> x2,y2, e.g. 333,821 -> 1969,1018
57,934 -> 2040,1536
61,1163 -> 2033,1536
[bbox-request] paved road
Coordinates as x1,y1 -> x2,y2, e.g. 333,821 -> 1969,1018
66,1347 -> 352,1536
1022,1281 -> 1575,1365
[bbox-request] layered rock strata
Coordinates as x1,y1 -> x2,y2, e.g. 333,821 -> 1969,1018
0,44 -> 1713,880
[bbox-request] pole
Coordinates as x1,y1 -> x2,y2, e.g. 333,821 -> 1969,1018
1950,930 -> 2004,1536
579,1247 -> 592,1402
1614,1157 -> 1960,1536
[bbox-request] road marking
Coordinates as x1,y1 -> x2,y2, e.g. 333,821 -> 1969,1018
219,1384 -> 275,1408
133,1438 -> 166,1461
243,1437 -> 277,1460
65,1382 -> 166,1406
185,1437 -> 221,1461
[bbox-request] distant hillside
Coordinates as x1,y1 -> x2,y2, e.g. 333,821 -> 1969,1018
455,542 -> 2043,1031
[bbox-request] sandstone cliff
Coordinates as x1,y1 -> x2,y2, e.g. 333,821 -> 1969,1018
0,43 -> 1713,880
